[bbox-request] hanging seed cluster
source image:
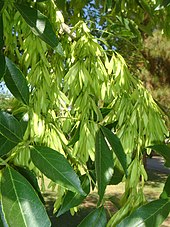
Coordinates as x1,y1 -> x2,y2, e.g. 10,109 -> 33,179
1,1 -> 169,218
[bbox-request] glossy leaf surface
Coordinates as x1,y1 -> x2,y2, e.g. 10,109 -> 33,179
95,129 -> 114,204
31,146 -> 85,195
0,111 -> 23,143
77,206 -> 107,227
16,4 -> 63,55
117,199 -> 170,227
101,126 -> 127,176
1,166 -> 51,227
4,57 -> 29,105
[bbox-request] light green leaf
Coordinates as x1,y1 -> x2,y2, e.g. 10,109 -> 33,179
148,144 -> 170,167
4,57 -> 29,105
1,166 -> 51,227
15,4 -> 64,55
77,206 -> 107,227
0,111 -> 23,143
30,146 -> 85,195
0,134 -> 17,157
57,175 -> 90,216
95,129 -> 114,205
117,199 -> 170,227
101,126 -> 127,176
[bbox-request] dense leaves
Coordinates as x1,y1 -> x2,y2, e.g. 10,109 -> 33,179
1,166 -> 51,227
0,0 -> 170,226
15,3 -> 63,55
30,146 -> 85,195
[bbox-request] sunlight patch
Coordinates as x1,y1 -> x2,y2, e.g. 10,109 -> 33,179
105,167 -> 114,181
36,19 -> 45,34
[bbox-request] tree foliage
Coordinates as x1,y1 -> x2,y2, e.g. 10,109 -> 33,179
0,0 -> 170,226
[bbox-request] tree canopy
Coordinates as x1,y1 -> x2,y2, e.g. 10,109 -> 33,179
0,0 -> 170,226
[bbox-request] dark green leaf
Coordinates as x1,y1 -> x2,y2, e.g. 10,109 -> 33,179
109,195 -> 121,209
1,166 -> 51,227
57,175 -> 90,216
15,4 -> 64,55
77,206 -> 107,227
4,57 -> 29,105
117,199 -> 170,227
115,0 -> 121,14
95,129 -> 114,205
104,121 -> 118,130
0,53 -> 5,80
0,213 -> 3,227
160,0 -> 170,8
148,144 -> 170,167
68,123 -> 80,146
54,0 -> 66,10
0,134 -> 17,157
109,166 -> 124,185
0,215 -> 3,227
89,169 -> 96,190
137,0 -> 153,18
100,108 -> 112,118
101,126 -> 127,176
0,111 -> 23,143
0,13 -> 4,51
0,202 -> 8,227
30,146 -> 85,195
0,14 -> 5,80
15,166 -> 44,203
35,0 -> 50,2
0,1 -> 4,12
160,175 -> 170,199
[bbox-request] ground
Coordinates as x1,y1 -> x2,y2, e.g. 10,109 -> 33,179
44,156 -> 170,227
